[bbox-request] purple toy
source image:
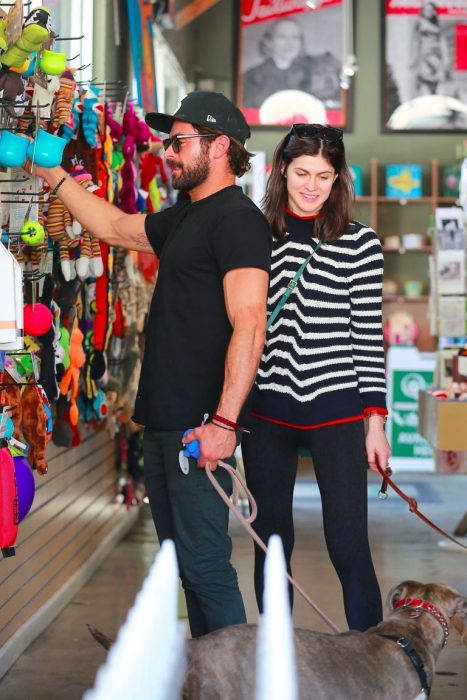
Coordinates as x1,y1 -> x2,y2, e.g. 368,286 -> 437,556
14,455 -> 36,521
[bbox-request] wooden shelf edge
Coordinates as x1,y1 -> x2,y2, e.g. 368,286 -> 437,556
383,295 -> 429,303
383,246 -> 432,254
377,196 -> 432,203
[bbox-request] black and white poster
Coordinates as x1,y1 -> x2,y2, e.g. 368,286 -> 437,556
237,0 -> 349,128
382,0 -> 467,131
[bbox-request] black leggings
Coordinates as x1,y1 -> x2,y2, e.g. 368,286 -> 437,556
241,416 -> 382,631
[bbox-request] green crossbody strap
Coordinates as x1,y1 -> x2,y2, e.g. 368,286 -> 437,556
267,240 -> 322,329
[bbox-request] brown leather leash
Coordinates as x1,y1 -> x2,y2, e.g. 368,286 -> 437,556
376,463 -> 467,552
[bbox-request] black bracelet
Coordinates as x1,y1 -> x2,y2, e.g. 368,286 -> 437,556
50,175 -> 68,197
211,420 -> 236,432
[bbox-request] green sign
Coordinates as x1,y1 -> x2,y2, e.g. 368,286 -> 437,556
390,370 -> 434,459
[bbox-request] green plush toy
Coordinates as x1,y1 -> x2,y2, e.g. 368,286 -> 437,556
0,7 -> 51,69
59,325 -> 71,371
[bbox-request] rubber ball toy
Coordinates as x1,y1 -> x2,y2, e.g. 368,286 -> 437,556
14,455 -> 36,521
20,220 -> 45,246
23,303 -> 53,336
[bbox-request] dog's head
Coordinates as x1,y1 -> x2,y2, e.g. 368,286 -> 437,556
387,580 -> 467,644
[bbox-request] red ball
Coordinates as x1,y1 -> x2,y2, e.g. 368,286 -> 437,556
23,303 -> 53,336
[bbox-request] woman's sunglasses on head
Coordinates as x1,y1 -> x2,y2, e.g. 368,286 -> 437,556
288,124 -> 344,143
162,133 -> 218,153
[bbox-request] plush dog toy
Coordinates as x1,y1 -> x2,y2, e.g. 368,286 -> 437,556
0,6 -> 51,68
59,326 -> 85,426
81,87 -> 103,148
68,167 -> 104,279
51,70 -> 77,132
21,382 -> 52,475
46,193 -> 76,281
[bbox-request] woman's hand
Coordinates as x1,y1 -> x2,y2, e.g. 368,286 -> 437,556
365,415 -> 391,474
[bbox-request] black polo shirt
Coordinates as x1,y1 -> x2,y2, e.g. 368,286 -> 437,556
133,185 -> 271,430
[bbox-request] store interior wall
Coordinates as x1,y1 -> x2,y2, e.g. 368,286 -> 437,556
92,0 -> 133,91
160,0 -> 463,170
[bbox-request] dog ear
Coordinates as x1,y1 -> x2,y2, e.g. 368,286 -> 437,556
387,581 -> 412,610
450,615 -> 466,643
451,595 -> 467,646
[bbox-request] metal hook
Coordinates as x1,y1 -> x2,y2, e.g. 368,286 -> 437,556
22,270 -> 47,281
67,54 -> 81,62
54,34 -> 84,41
1,200 -> 43,205
91,81 -> 126,86
75,63 -> 91,72
1,230 -> 37,236
0,101 -> 51,110
75,77 -> 97,85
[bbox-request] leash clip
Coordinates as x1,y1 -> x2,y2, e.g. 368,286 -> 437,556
378,466 -> 392,500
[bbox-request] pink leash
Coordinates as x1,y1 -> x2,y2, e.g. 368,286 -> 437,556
205,461 -> 341,634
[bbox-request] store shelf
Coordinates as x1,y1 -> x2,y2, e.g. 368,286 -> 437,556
383,295 -> 429,303
355,158 -> 457,232
437,196 -> 459,204
377,196 -> 433,204
383,246 -> 432,254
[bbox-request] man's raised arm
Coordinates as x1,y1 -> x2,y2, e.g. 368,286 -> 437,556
26,163 -> 154,253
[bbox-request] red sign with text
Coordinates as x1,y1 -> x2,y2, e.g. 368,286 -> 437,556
385,1 -> 467,17
241,0 -> 340,25
456,23 -> 467,68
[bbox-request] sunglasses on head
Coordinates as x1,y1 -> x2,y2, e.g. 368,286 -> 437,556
288,124 -> 344,143
162,133 -> 218,154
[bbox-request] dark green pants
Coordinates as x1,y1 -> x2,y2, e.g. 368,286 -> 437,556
143,428 -> 246,637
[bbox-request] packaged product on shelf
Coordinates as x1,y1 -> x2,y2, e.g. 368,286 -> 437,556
385,164 -> 422,198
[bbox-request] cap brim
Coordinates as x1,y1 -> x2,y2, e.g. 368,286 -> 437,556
145,112 -> 175,133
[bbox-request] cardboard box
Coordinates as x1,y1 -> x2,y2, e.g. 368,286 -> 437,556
418,390 -> 467,451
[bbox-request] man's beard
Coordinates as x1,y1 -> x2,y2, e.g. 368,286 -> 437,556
170,149 -> 210,191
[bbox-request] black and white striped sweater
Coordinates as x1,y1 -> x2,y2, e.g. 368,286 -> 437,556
251,211 -> 388,428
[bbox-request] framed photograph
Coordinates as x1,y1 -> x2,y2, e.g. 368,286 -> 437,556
381,0 -> 467,132
236,0 -> 350,129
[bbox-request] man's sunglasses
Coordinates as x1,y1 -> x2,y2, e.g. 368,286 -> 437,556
162,133 -> 218,153
288,124 -> 344,143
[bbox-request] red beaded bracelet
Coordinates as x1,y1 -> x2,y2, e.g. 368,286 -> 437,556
212,413 -> 249,433
211,420 -> 236,432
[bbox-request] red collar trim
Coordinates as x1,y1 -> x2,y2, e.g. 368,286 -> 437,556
285,207 -> 321,221
393,598 -> 449,647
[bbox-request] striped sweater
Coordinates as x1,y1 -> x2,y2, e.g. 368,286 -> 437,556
251,211 -> 388,428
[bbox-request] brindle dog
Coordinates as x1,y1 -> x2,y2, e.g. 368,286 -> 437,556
89,580 -> 466,700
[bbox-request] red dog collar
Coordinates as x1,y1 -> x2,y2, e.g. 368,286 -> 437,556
393,597 -> 449,647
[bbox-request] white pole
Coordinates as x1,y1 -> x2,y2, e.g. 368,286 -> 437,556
255,535 -> 298,700
84,540 -> 186,700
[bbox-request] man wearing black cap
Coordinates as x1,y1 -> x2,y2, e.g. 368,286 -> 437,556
26,91 -> 271,637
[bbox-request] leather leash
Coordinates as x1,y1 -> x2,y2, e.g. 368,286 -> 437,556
205,461 -> 342,634
376,464 -> 467,552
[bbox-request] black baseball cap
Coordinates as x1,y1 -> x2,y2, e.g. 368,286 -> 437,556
145,91 -> 250,145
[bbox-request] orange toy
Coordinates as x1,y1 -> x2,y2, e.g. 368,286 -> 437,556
59,327 -> 85,425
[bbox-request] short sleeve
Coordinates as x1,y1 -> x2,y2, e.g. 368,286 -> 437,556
144,203 -> 189,256
210,208 -> 272,276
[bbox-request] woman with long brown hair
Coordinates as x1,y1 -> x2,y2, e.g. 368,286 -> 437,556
242,124 -> 391,631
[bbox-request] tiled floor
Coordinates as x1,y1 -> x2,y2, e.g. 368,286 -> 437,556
0,468 -> 466,699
